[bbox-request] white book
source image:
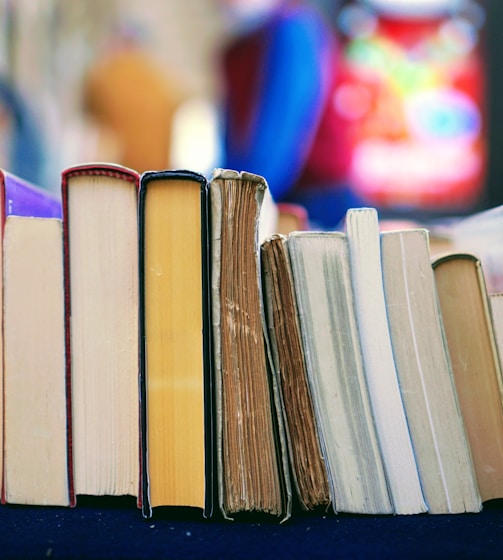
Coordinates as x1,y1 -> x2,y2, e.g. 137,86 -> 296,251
287,231 -> 393,514
345,208 -> 426,514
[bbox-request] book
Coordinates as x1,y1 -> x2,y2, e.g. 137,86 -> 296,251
381,229 -> 481,514
0,170 -> 72,506
286,231 -> 393,514
260,234 -> 331,511
210,169 -> 291,520
433,253 -> 503,503
345,208 -> 426,514
61,163 -> 140,500
139,169 -> 213,518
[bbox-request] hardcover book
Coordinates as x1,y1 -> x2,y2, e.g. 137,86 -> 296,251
139,169 -> 213,518
0,170 -> 72,506
62,163 -> 141,501
433,253 -> 503,503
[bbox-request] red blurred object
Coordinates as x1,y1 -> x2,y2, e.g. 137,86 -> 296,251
334,2 -> 487,213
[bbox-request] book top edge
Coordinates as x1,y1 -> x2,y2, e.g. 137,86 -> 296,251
211,168 -> 267,186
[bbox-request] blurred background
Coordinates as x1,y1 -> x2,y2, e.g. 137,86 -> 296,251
0,0 -> 502,225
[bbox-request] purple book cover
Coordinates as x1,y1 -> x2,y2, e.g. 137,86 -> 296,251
0,169 -> 63,506
1,170 -> 62,222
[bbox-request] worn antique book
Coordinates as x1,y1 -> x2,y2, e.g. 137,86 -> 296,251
62,163 -> 141,500
345,208 -> 426,514
210,169 -> 291,520
381,229 -> 481,514
433,253 -> 503,503
261,234 -> 331,511
139,169 -> 213,518
1,170 -> 72,507
286,231 -> 393,514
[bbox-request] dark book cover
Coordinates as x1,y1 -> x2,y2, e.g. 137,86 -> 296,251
138,169 -> 214,519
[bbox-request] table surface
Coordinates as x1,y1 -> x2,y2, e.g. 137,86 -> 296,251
2,496 -> 503,559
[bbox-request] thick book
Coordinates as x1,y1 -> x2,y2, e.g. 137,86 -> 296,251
381,229 -> 481,514
261,234 -> 331,512
210,169 -> 291,521
345,208 -> 426,514
62,163 -> 141,501
286,231 -> 393,514
139,169 -> 213,519
0,170 -> 73,506
433,253 -> 503,503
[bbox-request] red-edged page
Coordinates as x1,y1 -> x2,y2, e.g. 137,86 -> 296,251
61,163 -> 140,508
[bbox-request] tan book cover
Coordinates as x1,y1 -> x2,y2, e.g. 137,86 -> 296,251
433,253 -> 503,502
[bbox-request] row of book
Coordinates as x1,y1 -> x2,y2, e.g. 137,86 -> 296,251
1,164 -> 503,521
